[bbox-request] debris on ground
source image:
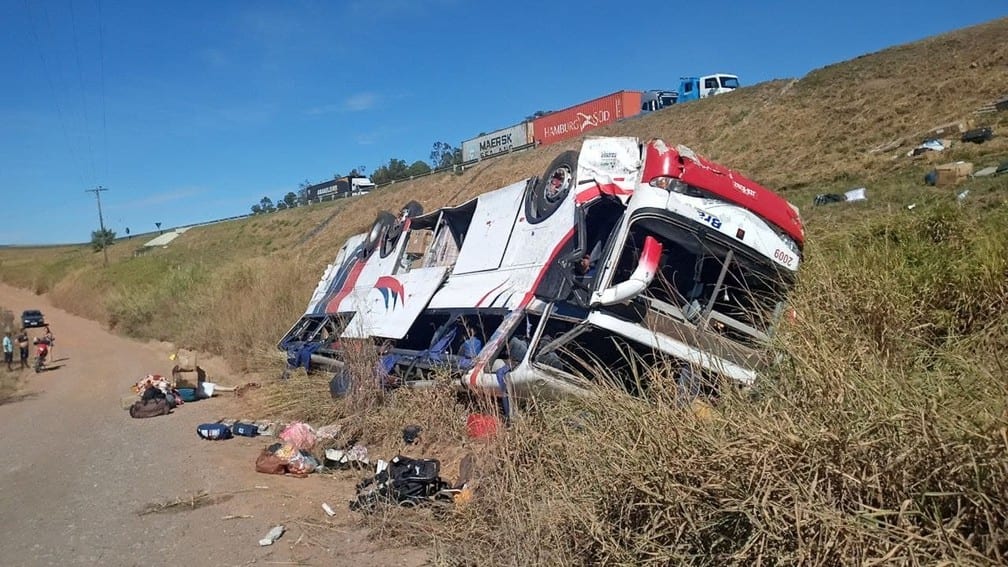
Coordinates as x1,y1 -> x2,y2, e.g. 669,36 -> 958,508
962,126 -> 994,144
976,95 -> 1008,114
466,413 -> 501,438
231,421 -> 259,437
974,166 -> 998,177
322,503 -> 336,517
324,445 -> 370,470
907,138 -> 948,157
197,423 -> 233,440
402,425 -> 422,445
279,422 -> 317,450
350,456 -> 454,512
957,189 -> 970,204
128,397 -> 172,418
929,161 -> 974,186
258,525 -> 285,546
255,442 -> 318,477
923,121 -> 966,139
813,187 -> 868,207
315,424 -> 341,440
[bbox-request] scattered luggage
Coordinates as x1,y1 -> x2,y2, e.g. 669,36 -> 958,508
351,455 -> 451,511
129,398 -> 172,418
197,423 -> 233,440
231,422 -> 259,437
961,127 -> 993,144
255,442 -> 318,477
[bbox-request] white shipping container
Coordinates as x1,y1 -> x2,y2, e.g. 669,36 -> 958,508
462,122 -> 532,162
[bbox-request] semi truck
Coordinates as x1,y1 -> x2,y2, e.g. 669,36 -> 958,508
642,73 -> 740,111
279,136 -> 803,408
305,175 -> 376,202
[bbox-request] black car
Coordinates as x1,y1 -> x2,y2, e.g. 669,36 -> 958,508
21,309 -> 46,328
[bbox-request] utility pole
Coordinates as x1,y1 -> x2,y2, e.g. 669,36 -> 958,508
86,186 -> 109,266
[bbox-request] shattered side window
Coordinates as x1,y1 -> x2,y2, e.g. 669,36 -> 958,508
423,219 -> 460,268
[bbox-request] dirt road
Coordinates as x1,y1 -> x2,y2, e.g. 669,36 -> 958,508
0,283 -> 428,566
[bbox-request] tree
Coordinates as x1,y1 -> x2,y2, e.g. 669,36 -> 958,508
298,179 -> 313,205
282,191 -> 298,208
371,158 -> 410,185
90,228 -> 116,252
251,204 -> 263,214
259,196 -> 275,213
276,201 -> 288,211
406,160 -> 431,177
430,141 -> 462,169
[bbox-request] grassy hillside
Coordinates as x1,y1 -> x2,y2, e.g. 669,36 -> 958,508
2,19 -> 1005,358
2,18 -> 1007,564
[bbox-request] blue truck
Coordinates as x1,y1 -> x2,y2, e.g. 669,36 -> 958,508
641,73 -> 740,112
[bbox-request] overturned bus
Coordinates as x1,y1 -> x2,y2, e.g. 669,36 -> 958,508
279,136 -> 804,403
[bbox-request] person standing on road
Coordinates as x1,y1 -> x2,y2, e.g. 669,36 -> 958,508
3,332 -> 12,371
16,329 -> 29,370
43,325 -> 54,360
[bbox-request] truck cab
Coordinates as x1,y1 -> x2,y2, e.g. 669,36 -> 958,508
676,73 -> 740,103
641,74 -> 740,112
641,90 -> 679,112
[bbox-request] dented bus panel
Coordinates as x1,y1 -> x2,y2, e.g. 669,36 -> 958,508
279,136 -> 804,405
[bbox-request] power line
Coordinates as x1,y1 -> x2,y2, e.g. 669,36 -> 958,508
69,0 -> 97,184
95,0 -> 109,180
22,0 -> 88,190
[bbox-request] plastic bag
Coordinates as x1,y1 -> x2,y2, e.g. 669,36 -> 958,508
286,450 -> 319,476
279,422 -> 317,450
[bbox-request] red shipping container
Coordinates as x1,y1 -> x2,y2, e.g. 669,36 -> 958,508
532,91 -> 642,146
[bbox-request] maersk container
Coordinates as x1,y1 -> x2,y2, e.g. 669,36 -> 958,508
462,122 -> 533,162
532,91 -> 642,146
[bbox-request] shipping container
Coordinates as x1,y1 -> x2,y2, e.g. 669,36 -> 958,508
462,122 -> 533,162
532,91 -> 642,146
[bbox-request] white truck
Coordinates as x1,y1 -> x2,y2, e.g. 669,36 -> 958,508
642,73 -> 741,111
280,136 -> 804,405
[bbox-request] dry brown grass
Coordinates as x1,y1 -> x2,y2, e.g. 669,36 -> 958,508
426,200 -> 1008,565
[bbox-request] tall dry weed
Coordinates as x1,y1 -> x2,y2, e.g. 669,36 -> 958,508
425,202 -> 1008,565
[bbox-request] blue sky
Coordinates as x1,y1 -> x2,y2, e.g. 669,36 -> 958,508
0,1 -> 1003,244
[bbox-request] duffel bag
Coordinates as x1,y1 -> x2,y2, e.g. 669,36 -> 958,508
197,423 -> 233,440
129,398 -> 171,419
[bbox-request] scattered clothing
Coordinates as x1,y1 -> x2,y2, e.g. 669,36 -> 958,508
279,422 -> 317,451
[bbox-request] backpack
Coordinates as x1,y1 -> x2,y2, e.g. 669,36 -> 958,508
232,422 -> 259,437
350,456 -> 449,511
196,423 -> 233,440
129,398 -> 171,418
